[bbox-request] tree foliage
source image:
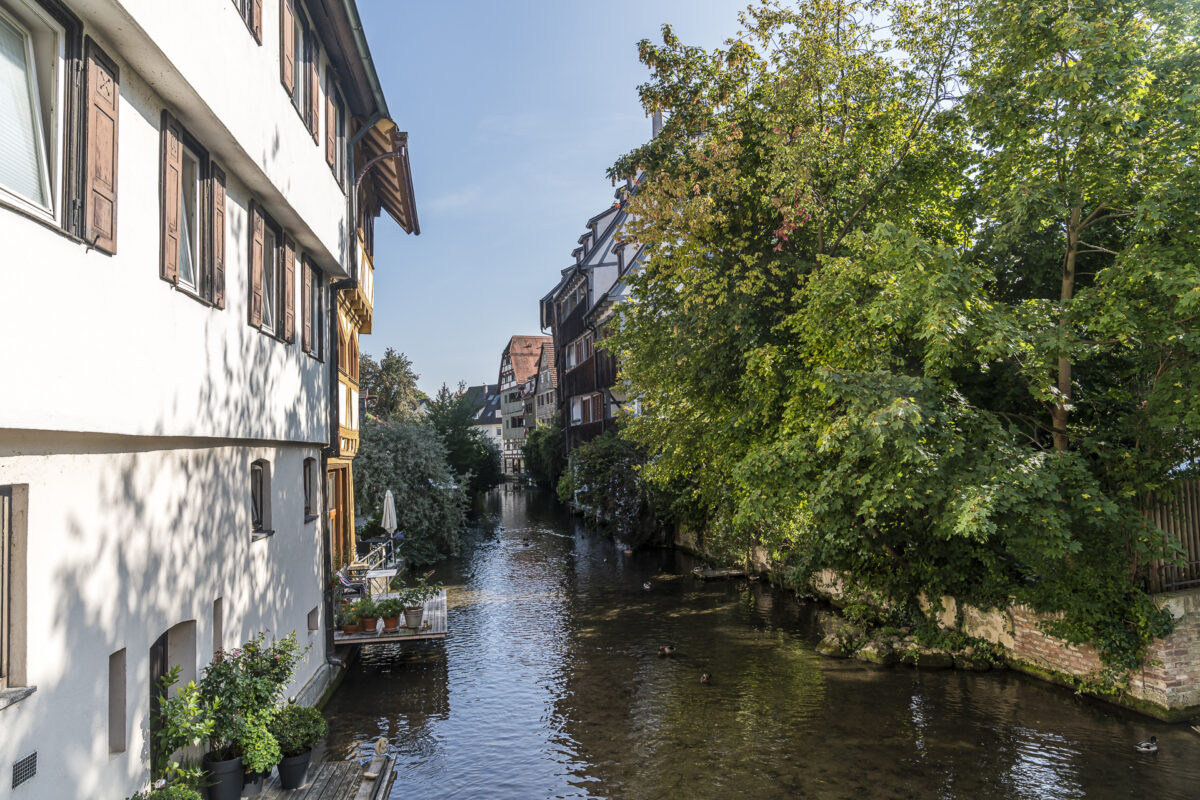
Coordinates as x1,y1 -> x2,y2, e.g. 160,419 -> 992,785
424,383 -> 503,496
524,417 -> 566,489
608,0 -> 1200,679
355,415 -> 468,565
359,348 -> 424,421
557,432 -> 669,548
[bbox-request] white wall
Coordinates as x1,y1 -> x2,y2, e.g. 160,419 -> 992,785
0,433 -> 327,799
0,11 -> 331,443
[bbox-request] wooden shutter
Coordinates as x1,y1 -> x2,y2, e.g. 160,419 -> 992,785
84,40 -> 118,254
251,0 -> 263,44
249,203 -> 264,327
324,72 -> 335,168
283,237 -> 296,342
308,33 -> 319,142
279,0 -> 294,94
302,258 -> 312,353
211,163 -> 227,309
160,111 -> 182,284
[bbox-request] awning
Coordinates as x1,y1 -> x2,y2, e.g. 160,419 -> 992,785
361,123 -> 420,235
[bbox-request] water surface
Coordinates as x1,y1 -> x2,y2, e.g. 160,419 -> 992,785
323,489 -> 1200,799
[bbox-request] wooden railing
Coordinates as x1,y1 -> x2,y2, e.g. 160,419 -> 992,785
563,355 -> 597,397
1146,479 -> 1200,593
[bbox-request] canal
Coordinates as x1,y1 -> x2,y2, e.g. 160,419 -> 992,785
323,489 -> 1200,799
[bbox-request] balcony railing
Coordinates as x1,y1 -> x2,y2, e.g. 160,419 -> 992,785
563,355 -> 597,397
556,303 -> 587,350
565,418 -> 612,451
348,238 -> 375,332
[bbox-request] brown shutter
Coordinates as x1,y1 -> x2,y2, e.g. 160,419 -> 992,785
324,71 -> 335,168
211,163 -> 227,309
251,0 -> 263,44
249,203 -> 264,327
279,0 -> 294,94
308,36 -> 319,142
283,237 -> 296,342
160,111 -> 182,284
302,258 -> 312,353
84,40 -> 118,254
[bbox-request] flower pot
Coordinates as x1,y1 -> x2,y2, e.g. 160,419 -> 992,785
360,616 -> 379,634
242,767 -> 270,796
404,606 -> 424,629
277,750 -> 313,790
341,623 -> 360,636
202,754 -> 243,800
382,615 -> 400,632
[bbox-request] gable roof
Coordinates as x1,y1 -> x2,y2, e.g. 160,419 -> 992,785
537,342 -> 558,388
502,335 -> 553,384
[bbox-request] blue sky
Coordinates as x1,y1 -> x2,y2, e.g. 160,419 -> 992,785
357,0 -> 748,395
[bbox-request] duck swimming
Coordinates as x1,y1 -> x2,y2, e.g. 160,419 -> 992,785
658,645 -> 676,658
1135,736 -> 1158,754
700,672 -> 711,685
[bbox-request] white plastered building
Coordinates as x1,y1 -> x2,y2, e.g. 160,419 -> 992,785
0,0 -> 415,796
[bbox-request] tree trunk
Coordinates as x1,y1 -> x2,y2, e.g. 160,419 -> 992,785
1052,207 -> 1081,452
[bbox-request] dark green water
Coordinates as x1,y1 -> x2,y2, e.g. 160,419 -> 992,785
322,489 -> 1200,799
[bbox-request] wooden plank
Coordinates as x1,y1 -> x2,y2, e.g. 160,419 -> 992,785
318,763 -> 360,800
692,566 -> 747,581
297,762 -> 341,800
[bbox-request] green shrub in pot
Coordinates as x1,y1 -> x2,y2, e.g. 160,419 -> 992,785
268,705 -> 328,757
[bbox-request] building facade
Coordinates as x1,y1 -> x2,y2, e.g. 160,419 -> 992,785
0,1 -> 412,796
498,335 -> 551,476
541,181 -> 643,453
464,384 -> 503,451
533,342 -> 558,428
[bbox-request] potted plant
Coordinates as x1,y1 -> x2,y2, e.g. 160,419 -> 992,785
376,598 -> 404,632
239,717 -> 281,796
198,633 -> 304,800
338,605 -> 360,636
267,705 -> 328,789
150,667 -> 214,796
356,597 -> 379,634
126,782 -> 205,800
395,572 -> 442,629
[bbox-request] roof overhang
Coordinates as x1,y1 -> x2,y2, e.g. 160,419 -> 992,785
360,123 -> 420,234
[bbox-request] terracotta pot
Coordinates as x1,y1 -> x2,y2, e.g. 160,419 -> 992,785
341,623 -> 360,635
404,606 -> 424,629
360,616 -> 379,633
382,615 -> 400,631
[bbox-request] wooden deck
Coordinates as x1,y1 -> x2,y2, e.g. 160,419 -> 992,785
258,756 -> 395,800
333,589 -> 448,645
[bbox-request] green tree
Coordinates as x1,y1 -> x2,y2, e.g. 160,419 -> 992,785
360,348 -> 423,420
523,417 -> 565,489
424,383 -> 503,496
610,0 -> 1200,678
557,432 -> 668,548
355,416 -> 468,565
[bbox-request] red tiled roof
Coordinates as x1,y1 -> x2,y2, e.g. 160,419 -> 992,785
503,335 -> 552,384
538,342 -> 558,388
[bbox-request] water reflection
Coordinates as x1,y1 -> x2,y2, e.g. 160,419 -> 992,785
320,489 -> 1200,799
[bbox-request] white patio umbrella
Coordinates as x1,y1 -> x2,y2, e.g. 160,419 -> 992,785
381,489 -> 397,534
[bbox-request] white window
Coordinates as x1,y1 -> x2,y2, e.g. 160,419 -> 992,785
177,145 -> 200,289
0,1 -> 63,218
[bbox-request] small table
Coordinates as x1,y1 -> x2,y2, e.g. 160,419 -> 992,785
365,568 -> 398,597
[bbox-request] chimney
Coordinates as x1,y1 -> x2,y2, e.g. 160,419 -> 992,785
652,110 -> 663,138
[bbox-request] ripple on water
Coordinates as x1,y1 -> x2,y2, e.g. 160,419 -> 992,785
321,490 -> 1200,800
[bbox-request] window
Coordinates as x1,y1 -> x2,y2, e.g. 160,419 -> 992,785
248,203 -> 293,340
1,485 -> 27,695
0,8 -> 54,213
325,71 -> 346,186
160,112 -> 226,306
303,457 -> 317,520
348,336 -> 359,382
302,258 -> 324,359
231,0 -> 261,42
280,0 -> 317,139
108,649 -> 125,753
250,459 -> 272,537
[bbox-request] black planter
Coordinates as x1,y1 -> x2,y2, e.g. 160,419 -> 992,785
202,754 -> 243,800
241,767 -> 271,797
277,750 -> 313,789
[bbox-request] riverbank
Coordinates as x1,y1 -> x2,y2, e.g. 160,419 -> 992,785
673,527 -> 1200,722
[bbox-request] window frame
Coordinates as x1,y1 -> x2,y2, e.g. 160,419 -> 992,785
0,0 -> 76,230
162,116 -> 220,307
231,0 -> 260,41
250,459 -> 273,538
303,457 -> 318,522
257,212 -> 287,339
